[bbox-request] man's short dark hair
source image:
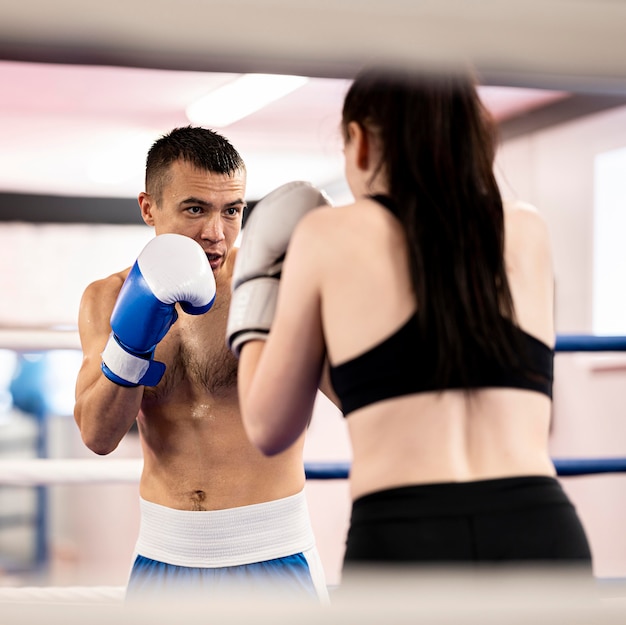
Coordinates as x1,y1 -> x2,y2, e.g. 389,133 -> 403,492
145,126 -> 246,201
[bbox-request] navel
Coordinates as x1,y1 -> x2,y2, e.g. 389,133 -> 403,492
190,489 -> 206,511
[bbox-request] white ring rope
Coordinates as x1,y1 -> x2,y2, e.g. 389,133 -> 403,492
0,328 -> 80,351
0,585 -> 125,604
0,458 -> 142,486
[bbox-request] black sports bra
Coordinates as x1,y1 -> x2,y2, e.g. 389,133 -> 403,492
329,313 -> 554,417
329,194 -> 554,417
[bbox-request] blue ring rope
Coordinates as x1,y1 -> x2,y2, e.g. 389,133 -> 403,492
552,457 -> 626,476
304,458 -> 626,480
555,334 -> 626,352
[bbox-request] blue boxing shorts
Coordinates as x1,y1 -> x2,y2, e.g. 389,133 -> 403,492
126,489 -> 328,604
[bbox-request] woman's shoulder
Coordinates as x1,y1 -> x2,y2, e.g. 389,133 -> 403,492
301,195 -> 397,225
502,199 -> 554,293
502,200 -> 554,342
504,198 -> 548,226
503,199 -> 552,250
293,198 -> 366,235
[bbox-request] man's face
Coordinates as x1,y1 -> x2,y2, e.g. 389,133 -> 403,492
139,159 -> 246,278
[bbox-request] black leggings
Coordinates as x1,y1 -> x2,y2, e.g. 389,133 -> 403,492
344,476 -> 592,565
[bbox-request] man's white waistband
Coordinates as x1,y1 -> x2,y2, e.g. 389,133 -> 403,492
134,490 -> 316,568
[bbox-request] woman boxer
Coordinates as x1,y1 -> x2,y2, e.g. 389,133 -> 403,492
228,66 -> 592,572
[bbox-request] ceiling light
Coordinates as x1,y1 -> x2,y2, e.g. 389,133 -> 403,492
185,74 -> 309,127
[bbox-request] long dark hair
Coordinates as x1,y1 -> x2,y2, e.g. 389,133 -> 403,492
342,66 -> 521,389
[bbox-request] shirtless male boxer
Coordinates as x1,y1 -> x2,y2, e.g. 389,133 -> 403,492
73,126 -> 328,602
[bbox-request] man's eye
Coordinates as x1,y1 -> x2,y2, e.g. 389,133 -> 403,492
188,206 -> 202,215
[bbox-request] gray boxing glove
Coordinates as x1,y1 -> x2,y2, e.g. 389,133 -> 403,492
226,180 -> 331,357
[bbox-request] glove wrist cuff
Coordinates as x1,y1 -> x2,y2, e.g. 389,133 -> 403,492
101,333 -> 165,387
227,277 -> 279,357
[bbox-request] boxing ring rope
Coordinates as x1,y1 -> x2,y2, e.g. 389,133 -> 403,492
1,455 -> 626,487
305,458 -> 626,480
2,329 -> 626,353
554,335 -> 626,352
0,585 -> 125,604
0,327 -> 81,351
0,459 -> 143,486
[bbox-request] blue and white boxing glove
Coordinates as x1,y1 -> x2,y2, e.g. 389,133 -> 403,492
226,180 -> 331,357
101,233 -> 216,387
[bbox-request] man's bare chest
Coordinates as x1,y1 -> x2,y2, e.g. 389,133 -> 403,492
147,305 -> 238,399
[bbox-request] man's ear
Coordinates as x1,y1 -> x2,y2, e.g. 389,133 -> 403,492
348,121 -> 370,171
138,192 -> 155,226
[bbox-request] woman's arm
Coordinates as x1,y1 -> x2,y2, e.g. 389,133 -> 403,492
237,209 -> 329,455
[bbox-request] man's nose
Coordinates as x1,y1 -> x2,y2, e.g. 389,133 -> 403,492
201,215 -> 225,242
